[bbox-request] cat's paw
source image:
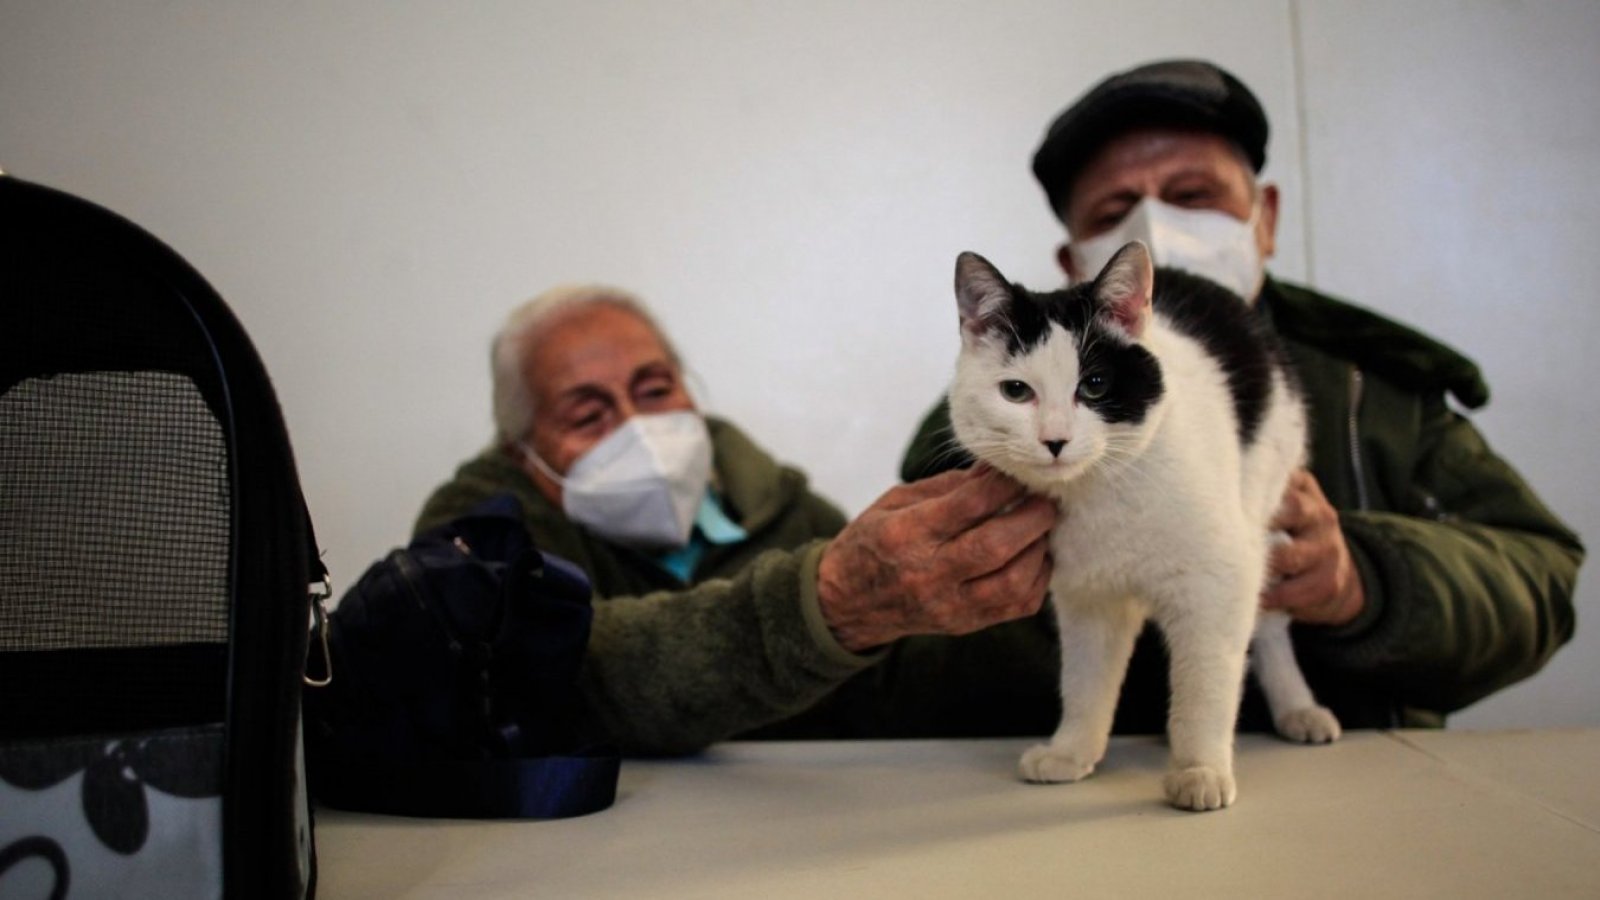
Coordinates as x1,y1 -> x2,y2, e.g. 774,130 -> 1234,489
1018,742 -> 1099,784
1275,705 -> 1342,744
1163,766 -> 1236,811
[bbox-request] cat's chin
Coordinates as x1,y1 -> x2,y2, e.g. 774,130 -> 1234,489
1000,457 -> 1092,492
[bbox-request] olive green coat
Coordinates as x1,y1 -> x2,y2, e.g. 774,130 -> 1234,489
881,278 -> 1583,732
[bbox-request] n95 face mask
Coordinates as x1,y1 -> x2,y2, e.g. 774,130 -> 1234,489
1070,197 -> 1266,302
525,411 -> 713,550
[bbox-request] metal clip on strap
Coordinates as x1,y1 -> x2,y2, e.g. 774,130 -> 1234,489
304,574 -> 334,688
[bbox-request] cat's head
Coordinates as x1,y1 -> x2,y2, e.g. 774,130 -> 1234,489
948,241 -> 1166,491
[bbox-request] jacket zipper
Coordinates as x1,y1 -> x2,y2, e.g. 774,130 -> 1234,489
1347,365 -> 1399,727
1347,367 -> 1371,511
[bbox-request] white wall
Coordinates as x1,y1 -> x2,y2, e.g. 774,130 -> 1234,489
2,0 -> 1594,728
1293,0 -> 1600,729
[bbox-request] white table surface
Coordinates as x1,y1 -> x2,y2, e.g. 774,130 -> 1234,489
313,729 -> 1600,898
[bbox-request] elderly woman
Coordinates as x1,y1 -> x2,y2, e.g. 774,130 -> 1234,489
416,285 -> 1056,753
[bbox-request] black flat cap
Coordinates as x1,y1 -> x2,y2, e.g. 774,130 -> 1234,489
1031,59 -> 1269,218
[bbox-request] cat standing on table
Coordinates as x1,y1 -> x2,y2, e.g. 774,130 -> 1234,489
949,241 -> 1337,811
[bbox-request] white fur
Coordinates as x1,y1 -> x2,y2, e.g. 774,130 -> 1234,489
951,292 -> 1339,812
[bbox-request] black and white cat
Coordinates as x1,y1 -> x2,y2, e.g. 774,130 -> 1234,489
948,241 -> 1339,812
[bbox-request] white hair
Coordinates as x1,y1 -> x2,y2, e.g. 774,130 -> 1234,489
490,283 -> 681,445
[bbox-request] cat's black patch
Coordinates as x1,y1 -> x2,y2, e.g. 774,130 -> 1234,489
997,269 -> 1294,440
1150,268 -> 1294,446
1003,284 -> 1165,425
1079,332 -> 1164,425
994,282 -> 1070,355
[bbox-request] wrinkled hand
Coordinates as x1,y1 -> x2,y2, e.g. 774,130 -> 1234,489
1263,470 -> 1365,626
817,466 -> 1056,652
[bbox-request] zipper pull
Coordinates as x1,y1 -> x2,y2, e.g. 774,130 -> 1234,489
1347,367 -> 1371,511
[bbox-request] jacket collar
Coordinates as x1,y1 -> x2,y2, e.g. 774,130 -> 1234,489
1259,276 -> 1490,409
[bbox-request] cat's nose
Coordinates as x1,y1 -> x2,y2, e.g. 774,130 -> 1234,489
1043,439 -> 1067,458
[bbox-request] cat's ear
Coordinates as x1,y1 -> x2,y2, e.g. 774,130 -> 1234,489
1094,241 -> 1154,338
955,251 -> 1012,342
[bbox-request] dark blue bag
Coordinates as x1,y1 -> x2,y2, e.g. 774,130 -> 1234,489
303,494 -> 619,819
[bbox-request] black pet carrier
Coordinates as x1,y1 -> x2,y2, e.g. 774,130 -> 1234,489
0,174 -> 325,898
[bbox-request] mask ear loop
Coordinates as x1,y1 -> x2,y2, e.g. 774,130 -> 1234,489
684,367 -> 713,412
674,371 -> 721,495
1244,190 -> 1264,230
520,436 -> 651,498
518,442 -> 568,486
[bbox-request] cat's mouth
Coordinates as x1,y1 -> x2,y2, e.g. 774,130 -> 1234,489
1029,455 -> 1089,480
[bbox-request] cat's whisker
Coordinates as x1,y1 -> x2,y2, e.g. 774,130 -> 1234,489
1094,439 -> 1165,493
926,436 -> 973,468
1089,450 -> 1159,496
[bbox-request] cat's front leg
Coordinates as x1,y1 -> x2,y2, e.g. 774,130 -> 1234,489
1155,585 -> 1255,811
1020,596 -> 1144,784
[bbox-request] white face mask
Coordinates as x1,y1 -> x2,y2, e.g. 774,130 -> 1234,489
1069,197 -> 1266,301
524,411 -> 713,550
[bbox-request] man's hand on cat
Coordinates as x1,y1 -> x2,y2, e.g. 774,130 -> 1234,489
1263,470 -> 1365,626
815,465 -> 1055,652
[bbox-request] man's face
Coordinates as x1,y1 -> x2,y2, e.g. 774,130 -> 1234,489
1057,126 -> 1278,283
518,303 -> 695,505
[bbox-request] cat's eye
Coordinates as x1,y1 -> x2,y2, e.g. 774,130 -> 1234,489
999,380 -> 1034,403
1078,373 -> 1111,401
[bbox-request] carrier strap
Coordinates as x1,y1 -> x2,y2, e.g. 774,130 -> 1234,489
311,751 -> 621,819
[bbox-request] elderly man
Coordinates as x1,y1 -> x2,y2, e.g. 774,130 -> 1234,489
416,285 -> 1054,753
902,59 -> 1582,732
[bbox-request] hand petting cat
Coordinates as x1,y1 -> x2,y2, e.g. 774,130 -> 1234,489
815,466 -> 1055,652
1263,470 -> 1366,626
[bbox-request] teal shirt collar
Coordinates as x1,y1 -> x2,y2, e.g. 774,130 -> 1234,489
651,491 -> 749,582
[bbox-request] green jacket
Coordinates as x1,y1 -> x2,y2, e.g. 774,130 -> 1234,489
414,418 -> 872,754
885,277 -> 1583,731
